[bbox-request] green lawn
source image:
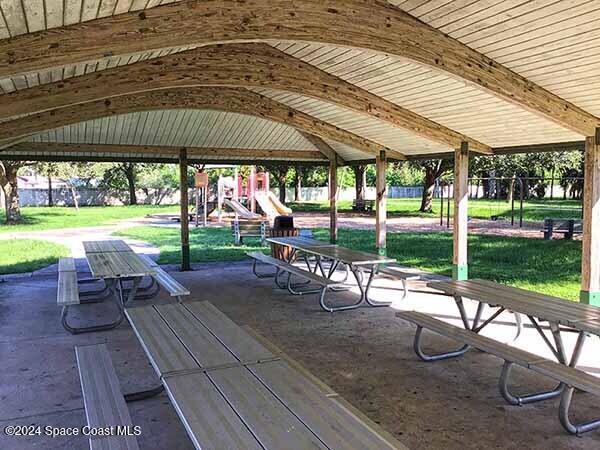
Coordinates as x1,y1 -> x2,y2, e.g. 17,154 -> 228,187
0,205 -> 178,233
0,239 -> 70,275
115,226 -> 581,300
289,198 -> 582,222
113,226 -> 270,264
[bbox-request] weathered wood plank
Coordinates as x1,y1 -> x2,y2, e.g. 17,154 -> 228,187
184,302 -> 275,362
154,304 -> 235,369
162,371 -> 262,450
74,344 -> 139,450
125,306 -> 199,375
250,360 -> 404,450
57,270 -> 79,306
208,365 -> 328,449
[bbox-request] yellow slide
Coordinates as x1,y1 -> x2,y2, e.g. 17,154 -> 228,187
255,191 -> 292,217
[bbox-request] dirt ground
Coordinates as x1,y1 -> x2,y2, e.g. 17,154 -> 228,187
0,260 -> 598,449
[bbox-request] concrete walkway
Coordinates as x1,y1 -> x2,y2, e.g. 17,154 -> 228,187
1,262 -> 599,449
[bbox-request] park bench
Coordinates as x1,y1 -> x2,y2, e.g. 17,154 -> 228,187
125,301 -> 407,449
231,219 -> 268,245
397,310 -> 600,435
75,343 -> 140,450
57,257 -> 124,334
541,218 -> 582,240
138,255 -> 190,302
247,251 -> 344,311
352,198 -> 375,212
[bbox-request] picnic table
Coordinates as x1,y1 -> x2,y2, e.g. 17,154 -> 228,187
398,278 -> 600,434
125,301 -> 407,449
426,279 -> 600,402
266,237 -> 396,310
83,239 -> 156,304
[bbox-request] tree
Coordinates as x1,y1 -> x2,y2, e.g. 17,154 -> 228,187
294,165 -> 303,202
353,165 -> 366,201
268,165 -> 290,203
33,162 -> 62,206
100,163 -> 141,205
0,160 -> 27,224
410,159 -> 453,212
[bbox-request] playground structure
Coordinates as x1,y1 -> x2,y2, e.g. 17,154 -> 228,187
218,166 -> 293,222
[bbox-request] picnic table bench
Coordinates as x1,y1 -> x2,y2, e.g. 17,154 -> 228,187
397,279 -> 600,435
541,218 -> 582,240
75,343 -> 140,450
231,219 -> 268,245
247,251 -> 344,311
57,241 -> 189,334
352,199 -> 375,212
125,301 -> 408,449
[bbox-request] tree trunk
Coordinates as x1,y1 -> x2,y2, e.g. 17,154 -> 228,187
353,165 -> 366,201
124,164 -> 138,205
419,169 -> 437,212
294,166 -> 302,202
550,166 -> 555,199
48,176 -> 53,207
278,171 -> 287,204
0,163 -> 22,224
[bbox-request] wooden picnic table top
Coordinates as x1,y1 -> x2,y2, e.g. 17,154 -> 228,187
265,236 -> 337,249
300,245 -> 396,266
429,279 -> 600,336
84,244 -> 155,279
125,301 -> 406,450
82,239 -> 132,253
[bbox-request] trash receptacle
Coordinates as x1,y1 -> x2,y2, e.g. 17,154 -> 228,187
270,215 -> 298,260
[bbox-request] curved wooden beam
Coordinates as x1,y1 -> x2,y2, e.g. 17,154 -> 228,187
0,87 -> 404,159
0,0 -> 596,136
0,43 -> 490,154
1,142 -> 328,162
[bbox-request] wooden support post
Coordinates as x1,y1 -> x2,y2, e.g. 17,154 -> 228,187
376,150 -> 387,255
580,128 -> 600,305
179,148 -> 191,271
329,159 -> 338,243
453,142 -> 469,280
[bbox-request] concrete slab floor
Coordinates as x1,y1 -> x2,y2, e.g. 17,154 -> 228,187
0,261 -> 599,450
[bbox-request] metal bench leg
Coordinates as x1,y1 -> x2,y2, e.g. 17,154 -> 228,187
413,325 -> 469,361
513,312 -> 523,341
252,259 -> 277,278
319,286 -> 363,312
124,384 -> 165,402
559,386 -> 600,435
285,272 -> 323,295
362,265 -> 392,308
60,282 -> 125,334
499,361 -> 563,406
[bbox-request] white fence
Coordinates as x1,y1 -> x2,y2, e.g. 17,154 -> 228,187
1,185 -> 425,208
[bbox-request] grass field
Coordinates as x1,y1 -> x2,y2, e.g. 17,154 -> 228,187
289,198 -> 583,222
115,226 -> 581,300
0,239 -> 69,275
0,205 -> 178,233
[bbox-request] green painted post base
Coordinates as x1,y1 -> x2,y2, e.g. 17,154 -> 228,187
579,290 -> 600,307
452,264 -> 468,281
377,247 -> 387,256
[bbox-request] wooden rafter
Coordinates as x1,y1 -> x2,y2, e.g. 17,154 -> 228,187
0,0 -> 597,136
299,132 -> 345,165
0,43 -> 491,154
0,142 -> 328,161
0,87 -> 405,159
